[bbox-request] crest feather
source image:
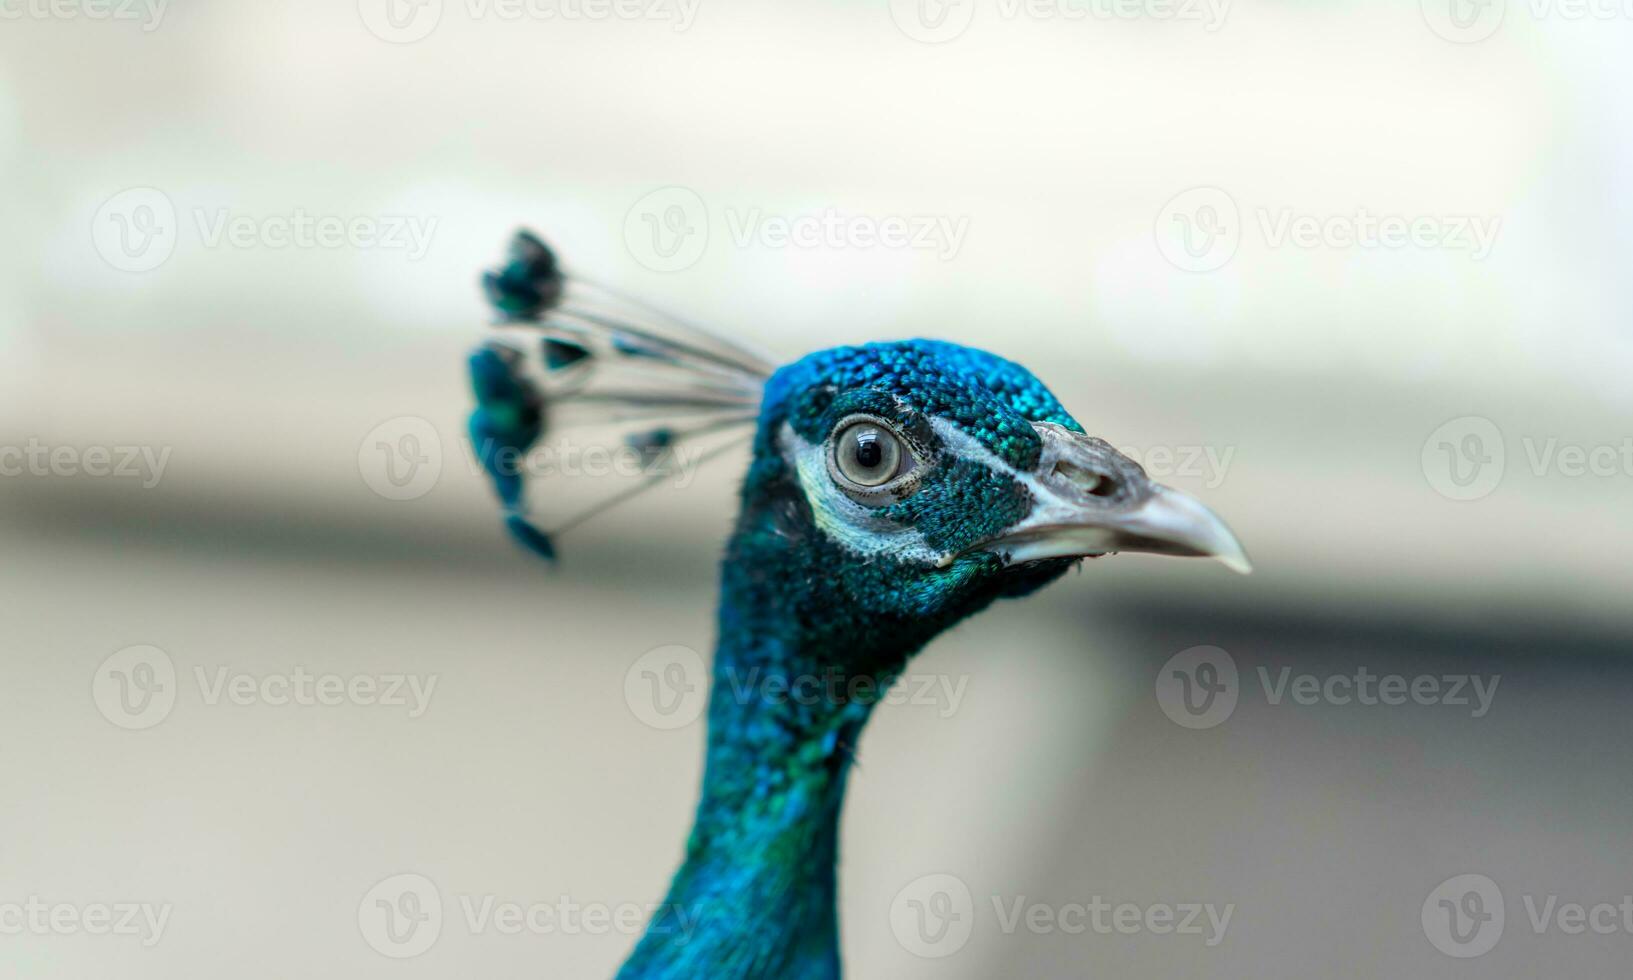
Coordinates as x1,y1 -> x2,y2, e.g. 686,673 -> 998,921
469,230 -> 770,559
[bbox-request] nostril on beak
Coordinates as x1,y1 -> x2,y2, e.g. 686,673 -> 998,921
1052,460 -> 1116,497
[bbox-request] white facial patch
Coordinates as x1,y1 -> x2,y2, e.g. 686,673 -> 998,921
779,417 -> 1046,567
926,417 -> 1073,518
780,422 -> 948,565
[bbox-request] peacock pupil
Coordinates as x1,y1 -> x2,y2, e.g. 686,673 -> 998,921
854,434 -> 882,468
833,421 -> 904,488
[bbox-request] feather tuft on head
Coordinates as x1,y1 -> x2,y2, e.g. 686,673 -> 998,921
468,229 -> 771,560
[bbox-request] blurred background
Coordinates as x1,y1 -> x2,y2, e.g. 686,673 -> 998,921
3,0 -> 1633,976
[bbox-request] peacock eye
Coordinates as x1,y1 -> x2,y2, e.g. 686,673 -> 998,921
829,418 -> 912,492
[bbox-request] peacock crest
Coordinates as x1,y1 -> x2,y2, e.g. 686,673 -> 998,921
470,229 -> 773,560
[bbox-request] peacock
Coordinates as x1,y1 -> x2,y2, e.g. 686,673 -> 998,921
467,230 -> 1250,979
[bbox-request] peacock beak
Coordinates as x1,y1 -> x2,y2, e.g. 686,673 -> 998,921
972,422 -> 1252,575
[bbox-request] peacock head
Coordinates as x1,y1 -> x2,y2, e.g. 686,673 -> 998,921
716,340 -> 1249,654
470,231 -> 1248,663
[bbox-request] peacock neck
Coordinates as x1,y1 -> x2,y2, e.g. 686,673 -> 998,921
617,537 -> 921,980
